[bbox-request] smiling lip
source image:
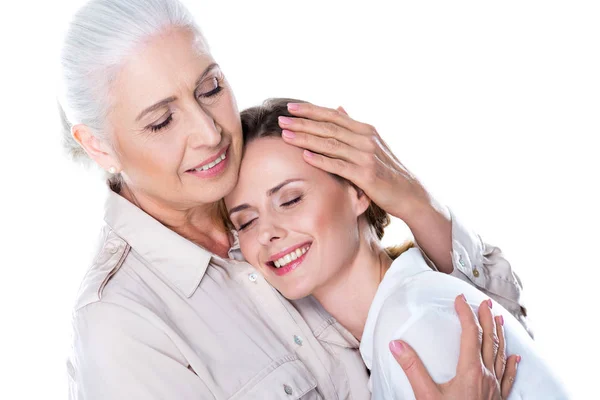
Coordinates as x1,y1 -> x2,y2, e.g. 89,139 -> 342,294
186,146 -> 230,179
267,241 -> 312,263
188,145 -> 229,171
271,251 -> 309,276
266,242 -> 312,277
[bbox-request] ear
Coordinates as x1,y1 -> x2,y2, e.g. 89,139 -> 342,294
346,185 -> 371,217
72,124 -> 121,172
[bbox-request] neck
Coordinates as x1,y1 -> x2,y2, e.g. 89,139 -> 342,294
119,183 -> 231,257
312,231 -> 393,341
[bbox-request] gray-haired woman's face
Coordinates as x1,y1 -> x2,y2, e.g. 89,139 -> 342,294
107,28 -> 243,208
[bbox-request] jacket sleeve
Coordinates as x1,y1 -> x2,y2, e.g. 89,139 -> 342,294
441,209 -> 533,337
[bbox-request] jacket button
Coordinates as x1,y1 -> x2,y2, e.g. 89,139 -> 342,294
294,335 -> 303,346
283,384 -> 293,395
473,268 -> 480,278
248,273 -> 258,282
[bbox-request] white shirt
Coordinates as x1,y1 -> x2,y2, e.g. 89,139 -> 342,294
360,248 -> 569,399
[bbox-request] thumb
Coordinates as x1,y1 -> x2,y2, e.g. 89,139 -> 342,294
389,340 -> 440,399
336,105 -> 349,115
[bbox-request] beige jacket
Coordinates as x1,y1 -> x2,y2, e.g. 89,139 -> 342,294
67,191 -> 529,399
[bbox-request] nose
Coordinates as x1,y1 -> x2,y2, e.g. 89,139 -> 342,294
186,104 -> 222,149
257,217 -> 286,247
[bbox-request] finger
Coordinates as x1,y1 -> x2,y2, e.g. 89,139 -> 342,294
389,340 -> 440,400
302,150 -> 364,181
479,299 -> 499,374
501,354 -> 520,398
286,102 -> 373,135
279,116 -> 371,150
281,130 -> 367,163
494,315 -> 507,380
336,106 -> 348,116
454,294 -> 484,374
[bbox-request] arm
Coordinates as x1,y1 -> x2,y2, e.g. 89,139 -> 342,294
68,302 -> 215,400
380,294 -> 567,400
278,102 -> 530,335
387,296 -> 518,400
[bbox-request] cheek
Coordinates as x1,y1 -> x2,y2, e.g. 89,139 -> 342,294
118,131 -> 186,176
311,190 -> 361,259
240,233 -> 264,269
311,191 -> 356,236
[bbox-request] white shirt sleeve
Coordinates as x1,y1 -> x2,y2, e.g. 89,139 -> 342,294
68,302 -> 215,400
368,276 -> 569,399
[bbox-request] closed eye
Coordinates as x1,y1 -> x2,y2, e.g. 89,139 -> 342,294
148,113 -> 173,132
198,85 -> 223,98
196,76 -> 224,99
281,196 -> 303,208
238,218 -> 257,231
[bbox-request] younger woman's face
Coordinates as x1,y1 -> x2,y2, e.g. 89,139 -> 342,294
225,137 -> 369,299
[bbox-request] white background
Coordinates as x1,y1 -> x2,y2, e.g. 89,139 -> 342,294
1,0 -> 598,398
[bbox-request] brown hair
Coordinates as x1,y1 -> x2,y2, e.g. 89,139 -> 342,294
222,98 -> 412,259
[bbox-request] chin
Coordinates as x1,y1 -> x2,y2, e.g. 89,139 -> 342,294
190,165 -> 239,203
279,284 -> 313,301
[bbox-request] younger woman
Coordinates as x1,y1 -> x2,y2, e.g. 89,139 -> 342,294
224,98 -> 569,399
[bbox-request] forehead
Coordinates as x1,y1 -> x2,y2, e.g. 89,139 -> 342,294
227,137 -> 321,203
113,28 -> 213,109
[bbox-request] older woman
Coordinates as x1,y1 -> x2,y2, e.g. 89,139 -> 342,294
61,0 -> 528,398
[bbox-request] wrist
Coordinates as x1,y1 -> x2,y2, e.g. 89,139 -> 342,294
401,194 -> 450,230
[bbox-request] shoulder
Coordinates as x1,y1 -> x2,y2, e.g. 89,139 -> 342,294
72,225 -> 131,312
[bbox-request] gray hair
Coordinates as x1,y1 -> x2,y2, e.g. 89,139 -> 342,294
58,0 -> 207,166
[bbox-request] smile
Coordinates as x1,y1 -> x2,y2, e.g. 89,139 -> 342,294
193,152 -> 226,171
267,242 -> 312,277
273,245 -> 310,268
186,146 -> 229,178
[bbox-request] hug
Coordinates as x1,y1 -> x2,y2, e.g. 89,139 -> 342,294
61,0 -> 567,398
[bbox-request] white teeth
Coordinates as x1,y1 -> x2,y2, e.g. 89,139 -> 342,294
271,245 -> 311,268
194,152 -> 227,172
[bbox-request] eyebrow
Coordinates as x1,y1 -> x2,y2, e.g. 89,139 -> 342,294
228,179 -> 305,217
135,63 -> 220,122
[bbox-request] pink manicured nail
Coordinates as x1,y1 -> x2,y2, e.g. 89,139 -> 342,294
487,299 -> 493,309
279,116 -> 293,125
459,294 -> 467,302
287,103 -> 300,111
303,150 -> 314,158
282,129 -> 296,139
389,340 -> 405,354
497,315 -> 504,326
516,355 -> 522,364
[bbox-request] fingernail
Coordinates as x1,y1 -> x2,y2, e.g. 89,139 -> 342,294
516,355 -> 522,364
389,340 -> 405,355
287,103 -> 300,111
487,299 -> 493,309
282,129 -> 296,139
303,150 -> 314,158
497,315 -> 504,326
459,294 -> 467,302
279,116 -> 293,125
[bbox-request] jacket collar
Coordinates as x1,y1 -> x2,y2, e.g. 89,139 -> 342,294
103,190 -> 212,298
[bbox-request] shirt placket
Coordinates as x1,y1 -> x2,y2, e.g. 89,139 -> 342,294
241,268 -> 339,399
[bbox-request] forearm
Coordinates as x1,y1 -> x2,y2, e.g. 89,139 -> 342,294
403,197 -> 453,274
